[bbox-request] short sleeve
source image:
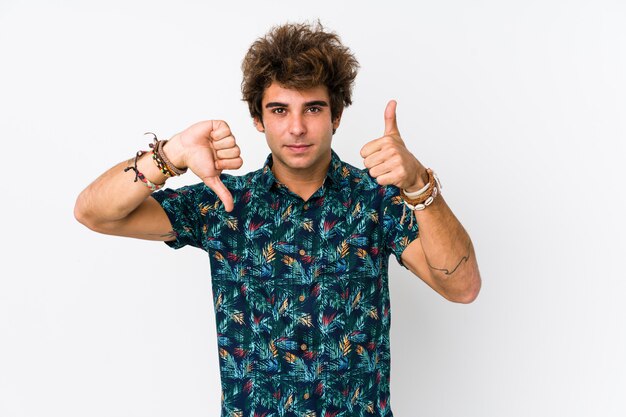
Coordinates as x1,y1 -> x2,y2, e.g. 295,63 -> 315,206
151,183 -> 212,250
381,185 -> 420,268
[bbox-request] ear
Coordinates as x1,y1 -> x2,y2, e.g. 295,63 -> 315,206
253,116 -> 265,133
332,112 -> 342,134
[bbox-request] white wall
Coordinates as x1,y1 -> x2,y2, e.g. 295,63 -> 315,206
1,1 -> 624,416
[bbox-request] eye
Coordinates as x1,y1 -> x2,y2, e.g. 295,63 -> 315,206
271,108 -> 286,114
307,106 -> 322,113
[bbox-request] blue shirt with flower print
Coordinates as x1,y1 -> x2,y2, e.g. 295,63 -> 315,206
152,150 -> 419,417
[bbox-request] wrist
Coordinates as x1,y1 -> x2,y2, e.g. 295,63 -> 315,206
402,181 -> 430,199
162,135 -> 188,171
400,168 -> 441,207
404,168 -> 429,193
132,150 -> 168,188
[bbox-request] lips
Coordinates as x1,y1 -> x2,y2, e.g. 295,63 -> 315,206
285,144 -> 312,153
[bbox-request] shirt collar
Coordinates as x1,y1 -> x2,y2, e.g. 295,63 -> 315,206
255,149 -> 344,193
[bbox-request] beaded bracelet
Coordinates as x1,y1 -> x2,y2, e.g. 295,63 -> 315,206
123,150 -> 165,191
145,132 -> 187,177
137,170 -> 164,191
146,134 -> 173,177
155,138 -> 187,176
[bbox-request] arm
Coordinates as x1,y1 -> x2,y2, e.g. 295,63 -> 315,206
74,120 -> 243,240
400,195 -> 481,304
361,100 -> 481,303
74,154 -> 176,240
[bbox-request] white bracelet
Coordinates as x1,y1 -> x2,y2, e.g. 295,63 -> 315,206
399,169 -> 443,227
402,181 -> 430,199
403,185 -> 439,211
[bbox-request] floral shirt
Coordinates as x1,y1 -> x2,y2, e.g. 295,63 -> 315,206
152,150 -> 419,417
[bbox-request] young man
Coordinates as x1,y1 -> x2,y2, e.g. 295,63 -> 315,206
75,22 -> 480,417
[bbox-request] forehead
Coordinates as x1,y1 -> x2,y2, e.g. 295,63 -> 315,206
262,82 -> 330,105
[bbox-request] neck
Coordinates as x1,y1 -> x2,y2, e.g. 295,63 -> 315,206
271,154 -> 331,201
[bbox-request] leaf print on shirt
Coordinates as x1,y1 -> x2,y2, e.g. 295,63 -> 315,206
152,150 -> 419,417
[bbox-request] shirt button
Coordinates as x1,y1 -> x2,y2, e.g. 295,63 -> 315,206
299,249 -> 306,256
299,295 -> 305,302
303,393 -> 310,400
303,203 -> 309,210
300,343 -> 307,351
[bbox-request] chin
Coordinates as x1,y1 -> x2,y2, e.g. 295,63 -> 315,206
277,149 -> 315,166
284,158 -> 315,170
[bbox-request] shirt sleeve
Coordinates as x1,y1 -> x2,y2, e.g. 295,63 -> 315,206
381,185 -> 420,268
151,182 -> 211,250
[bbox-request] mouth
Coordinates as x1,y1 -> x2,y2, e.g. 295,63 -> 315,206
285,144 -> 312,153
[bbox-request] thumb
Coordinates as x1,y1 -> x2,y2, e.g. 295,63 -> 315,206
203,176 -> 235,212
384,100 -> 399,135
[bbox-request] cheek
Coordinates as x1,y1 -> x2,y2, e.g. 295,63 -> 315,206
265,129 -> 282,146
323,121 -> 336,137
263,127 -> 283,150
310,118 -> 332,134
263,119 -> 286,135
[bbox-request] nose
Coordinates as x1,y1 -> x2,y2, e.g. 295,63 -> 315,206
288,113 -> 306,136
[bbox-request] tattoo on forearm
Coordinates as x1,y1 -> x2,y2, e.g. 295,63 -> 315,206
426,241 -> 471,276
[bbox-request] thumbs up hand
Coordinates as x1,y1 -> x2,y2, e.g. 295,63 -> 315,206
165,120 -> 243,212
360,100 -> 428,192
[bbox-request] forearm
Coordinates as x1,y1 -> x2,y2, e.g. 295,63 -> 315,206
74,139 -> 183,228
413,196 -> 481,301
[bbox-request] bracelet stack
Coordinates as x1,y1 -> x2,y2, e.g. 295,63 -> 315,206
398,168 -> 442,227
146,132 -> 188,177
399,168 -> 441,211
123,150 -> 165,191
123,132 -> 187,192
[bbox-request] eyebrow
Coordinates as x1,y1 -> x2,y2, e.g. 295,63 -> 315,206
265,100 -> 329,108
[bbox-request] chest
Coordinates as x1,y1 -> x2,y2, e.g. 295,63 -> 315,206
224,196 -> 384,274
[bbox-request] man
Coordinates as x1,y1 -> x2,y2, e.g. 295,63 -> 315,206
75,22 -> 480,417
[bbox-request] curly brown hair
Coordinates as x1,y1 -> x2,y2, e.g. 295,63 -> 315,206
241,21 -> 359,123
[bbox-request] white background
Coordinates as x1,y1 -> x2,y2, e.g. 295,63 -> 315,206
1,1 -> 625,416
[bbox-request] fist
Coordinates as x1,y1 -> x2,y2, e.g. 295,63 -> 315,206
167,120 -> 243,212
360,100 -> 427,192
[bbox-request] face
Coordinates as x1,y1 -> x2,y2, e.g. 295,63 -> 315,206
254,82 -> 341,178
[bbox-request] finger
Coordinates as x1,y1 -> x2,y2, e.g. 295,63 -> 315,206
216,145 -> 240,160
360,137 -> 384,159
216,157 -> 243,170
384,100 -> 399,135
203,176 -> 235,212
210,122 -> 233,141
368,161 -> 393,179
212,135 -> 236,150
363,148 -> 389,169
374,172 -> 396,186
187,120 -> 217,139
